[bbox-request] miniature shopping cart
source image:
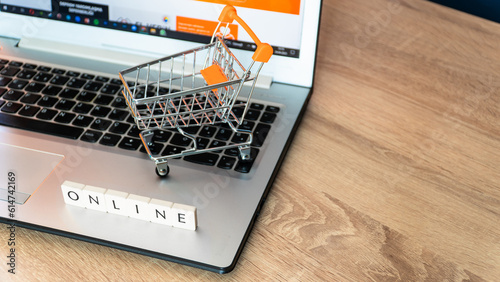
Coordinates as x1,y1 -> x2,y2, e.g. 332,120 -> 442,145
119,5 -> 273,176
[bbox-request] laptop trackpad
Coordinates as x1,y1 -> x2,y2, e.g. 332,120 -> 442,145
0,143 -> 64,205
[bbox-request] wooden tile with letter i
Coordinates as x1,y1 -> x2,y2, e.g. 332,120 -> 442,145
104,189 -> 129,216
127,194 -> 152,221
171,203 -> 197,231
82,185 -> 107,212
148,198 -> 173,226
61,180 -> 86,207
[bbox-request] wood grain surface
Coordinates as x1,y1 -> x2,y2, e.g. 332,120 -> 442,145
1,0 -> 499,280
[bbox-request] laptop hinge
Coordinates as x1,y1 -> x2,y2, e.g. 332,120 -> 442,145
17,37 -> 273,89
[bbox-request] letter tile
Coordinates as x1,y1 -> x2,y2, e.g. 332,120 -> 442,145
104,189 -> 129,216
82,185 -> 107,212
61,180 -> 86,207
171,203 -> 197,231
127,194 -> 152,221
148,199 -> 173,226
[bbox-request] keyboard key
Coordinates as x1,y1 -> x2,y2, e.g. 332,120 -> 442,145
17,69 -> 37,79
252,123 -> 271,147
152,130 -> 172,142
94,94 -> 113,105
184,153 -> 219,166
265,105 -> 280,113
250,103 -> 264,110
100,84 -> 121,95
66,71 -> 80,77
127,125 -> 142,137
25,82 -> 45,93
55,99 -> 76,111
76,91 -> 96,102
54,111 -> 76,124
8,79 -> 29,89
90,105 -> 111,117
140,142 -> 164,155
96,76 -> 109,82
36,108 -> 58,120
33,72 -> 53,82
108,109 -> 129,121
37,66 -> 51,72
183,126 -> 199,134
217,156 -> 236,169
80,130 -> 102,143
23,63 -> 37,69
234,148 -> 259,173
195,137 -> 210,149
51,68 -> 66,75
37,96 -> 58,107
111,97 -> 127,108
162,145 -> 183,158
59,88 -> 79,99
231,107 -> 244,119
244,109 -> 261,121
73,102 -> 93,114
67,78 -> 86,88
90,118 -> 112,131
103,121 -> 126,134
231,132 -> 249,143
72,115 -> 94,127
84,81 -> 103,92
210,140 -> 226,153
215,128 -> 232,141
20,93 -> 42,104
199,125 -> 216,137
171,133 -> 192,147
81,73 -> 95,80
118,137 -> 141,150
238,120 -> 255,131
0,77 -> 12,86
3,90 -> 24,101
0,66 -> 20,76
1,102 -> 22,113
225,147 -> 239,156
8,61 -> 23,67
110,78 -> 122,85
18,105 -> 40,117
260,112 -> 276,123
0,88 -> 5,97
0,112 -> 83,139
100,133 -> 121,146
50,75 -> 69,85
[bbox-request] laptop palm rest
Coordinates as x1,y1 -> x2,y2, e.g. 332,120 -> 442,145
0,143 -> 64,204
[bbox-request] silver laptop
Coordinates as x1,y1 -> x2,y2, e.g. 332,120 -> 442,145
0,0 -> 321,273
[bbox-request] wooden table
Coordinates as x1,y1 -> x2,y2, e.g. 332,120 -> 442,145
2,0 -> 499,280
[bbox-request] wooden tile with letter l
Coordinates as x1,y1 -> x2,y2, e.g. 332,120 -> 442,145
104,189 -> 129,216
82,185 -> 107,212
126,194 -> 152,221
171,203 -> 197,231
61,180 -> 86,207
148,198 -> 173,226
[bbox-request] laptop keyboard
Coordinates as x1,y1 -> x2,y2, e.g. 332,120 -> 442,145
0,58 -> 280,173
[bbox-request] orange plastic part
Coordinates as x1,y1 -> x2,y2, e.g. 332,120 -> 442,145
218,5 -> 273,63
201,64 -> 228,87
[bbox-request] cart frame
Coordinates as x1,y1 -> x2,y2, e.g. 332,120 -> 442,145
118,5 -> 273,176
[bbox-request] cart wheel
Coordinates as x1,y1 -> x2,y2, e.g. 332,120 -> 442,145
156,166 -> 170,177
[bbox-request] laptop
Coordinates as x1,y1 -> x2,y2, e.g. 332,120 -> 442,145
0,0 -> 322,273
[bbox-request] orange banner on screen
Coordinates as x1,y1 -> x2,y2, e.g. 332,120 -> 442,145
177,16 -> 239,39
196,0 -> 300,15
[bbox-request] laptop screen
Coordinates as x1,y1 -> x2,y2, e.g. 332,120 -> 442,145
1,0 -> 304,59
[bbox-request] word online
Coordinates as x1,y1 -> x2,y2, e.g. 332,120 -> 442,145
61,180 -> 197,231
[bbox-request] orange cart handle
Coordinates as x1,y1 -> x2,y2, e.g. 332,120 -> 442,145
218,5 -> 273,63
